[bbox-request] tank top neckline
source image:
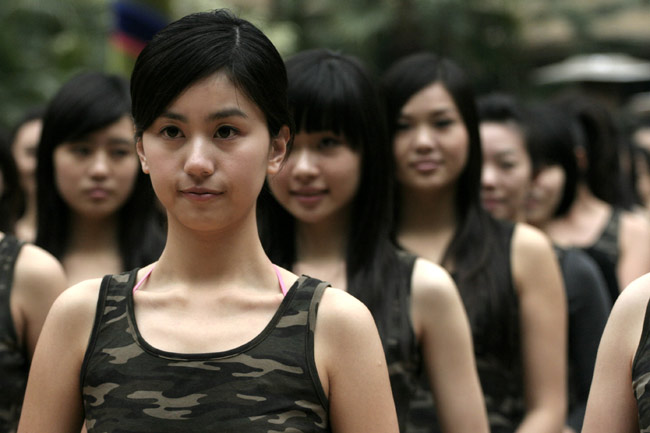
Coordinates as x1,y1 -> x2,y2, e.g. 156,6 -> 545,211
126,269 -> 303,360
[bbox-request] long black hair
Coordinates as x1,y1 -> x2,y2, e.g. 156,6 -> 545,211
382,52 -> 518,362
0,130 -> 23,234
35,71 -> 164,269
259,48 -> 403,345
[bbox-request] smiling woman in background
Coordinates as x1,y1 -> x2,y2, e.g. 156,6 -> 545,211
382,52 -> 567,433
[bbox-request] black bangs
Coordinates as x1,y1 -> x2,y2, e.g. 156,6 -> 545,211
287,54 -> 367,149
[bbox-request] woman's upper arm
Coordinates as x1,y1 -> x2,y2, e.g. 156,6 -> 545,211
12,244 -> 68,358
314,288 -> 399,433
17,279 -> 100,433
411,258 -> 489,433
512,223 -> 567,433
582,274 -> 650,433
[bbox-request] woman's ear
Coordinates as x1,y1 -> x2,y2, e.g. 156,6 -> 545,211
268,125 -> 290,175
136,137 -> 150,174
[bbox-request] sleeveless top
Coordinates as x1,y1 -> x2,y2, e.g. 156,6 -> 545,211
0,235 -> 25,433
582,208 -> 620,304
555,246 -> 610,431
406,219 -> 522,433
632,295 -> 650,430
385,250 -> 420,431
81,269 -> 331,433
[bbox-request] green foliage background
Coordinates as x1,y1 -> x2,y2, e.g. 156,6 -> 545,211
2,0 -> 650,131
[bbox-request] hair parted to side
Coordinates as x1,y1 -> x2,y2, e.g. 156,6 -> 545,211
35,71 -> 164,268
130,9 -> 293,145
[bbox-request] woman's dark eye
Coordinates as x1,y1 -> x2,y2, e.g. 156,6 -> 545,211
215,126 -> 236,139
71,145 -> 92,156
318,137 -> 341,150
434,119 -> 453,129
161,126 -> 183,139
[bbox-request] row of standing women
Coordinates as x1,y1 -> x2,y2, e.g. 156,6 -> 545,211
0,7 -> 647,433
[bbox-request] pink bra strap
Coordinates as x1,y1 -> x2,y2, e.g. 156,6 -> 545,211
273,264 -> 288,296
133,266 -> 155,293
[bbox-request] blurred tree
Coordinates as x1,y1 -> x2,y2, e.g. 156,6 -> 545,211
0,0 -> 109,130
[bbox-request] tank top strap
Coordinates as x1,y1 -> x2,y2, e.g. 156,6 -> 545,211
0,235 -> 24,305
633,294 -> 650,429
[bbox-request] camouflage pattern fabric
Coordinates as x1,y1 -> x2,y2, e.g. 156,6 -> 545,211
385,250 -> 421,431
0,235 -> 25,433
81,270 -> 331,433
633,296 -> 650,431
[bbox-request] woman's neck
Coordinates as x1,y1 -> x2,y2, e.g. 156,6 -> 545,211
291,217 -> 349,290
398,185 -> 457,234
154,212 -> 276,290
15,196 -> 37,242
397,186 -> 458,265
295,216 -> 348,263
67,213 -> 120,252
572,182 -> 608,211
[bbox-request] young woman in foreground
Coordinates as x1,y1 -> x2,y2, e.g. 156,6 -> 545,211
18,10 -> 398,433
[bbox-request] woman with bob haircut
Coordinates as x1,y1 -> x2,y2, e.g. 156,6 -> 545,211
535,94 -> 650,304
382,52 -> 567,433
34,71 -> 164,285
18,10 -> 398,433
261,48 -> 488,433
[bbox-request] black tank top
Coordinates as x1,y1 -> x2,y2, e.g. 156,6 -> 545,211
0,235 -> 25,433
582,208 -> 620,303
632,294 -> 650,430
406,220 -> 522,433
81,269 -> 331,433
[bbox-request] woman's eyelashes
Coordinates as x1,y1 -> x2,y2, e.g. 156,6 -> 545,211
317,136 -> 343,150
395,117 -> 455,131
160,125 -> 184,139
158,125 -> 239,140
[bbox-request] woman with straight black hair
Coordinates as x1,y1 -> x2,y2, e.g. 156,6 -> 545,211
18,9 -> 398,433
382,52 -> 567,433
34,71 -> 164,285
478,96 -> 611,432
261,48 -> 488,433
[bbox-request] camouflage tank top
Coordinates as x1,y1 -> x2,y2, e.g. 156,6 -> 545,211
386,250 -> 421,431
81,269 -> 331,433
632,295 -> 650,429
0,235 -> 25,433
